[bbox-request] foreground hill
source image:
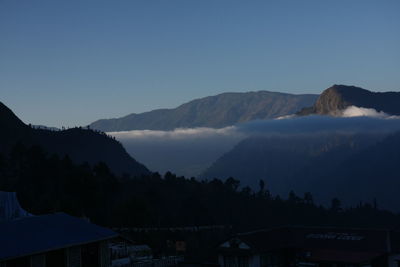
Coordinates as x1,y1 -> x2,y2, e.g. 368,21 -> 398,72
0,101 -> 31,148
297,85 -> 400,116
0,101 -> 149,177
202,132 -> 400,210
202,133 -> 381,189
90,91 -> 318,131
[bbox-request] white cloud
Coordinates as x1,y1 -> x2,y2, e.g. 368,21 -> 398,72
275,114 -> 296,120
341,106 -> 390,118
108,126 -> 241,140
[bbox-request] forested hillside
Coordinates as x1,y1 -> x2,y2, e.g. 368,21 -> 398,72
0,101 -> 149,176
1,143 -> 399,231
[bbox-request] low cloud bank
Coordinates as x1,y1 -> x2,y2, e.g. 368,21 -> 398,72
237,115 -> 400,135
108,115 -> 400,177
109,126 -> 240,140
109,126 -> 244,178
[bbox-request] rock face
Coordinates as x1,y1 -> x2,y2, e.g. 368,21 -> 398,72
90,91 -> 318,131
0,101 -> 149,177
313,85 -> 350,115
297,85 -> 400,116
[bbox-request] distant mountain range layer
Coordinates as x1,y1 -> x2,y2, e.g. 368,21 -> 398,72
3,84 -> 400,211
0,102 -> 149,177
91,85 -> 400,132
297,84 -> 400,116
90,91 -> 318,131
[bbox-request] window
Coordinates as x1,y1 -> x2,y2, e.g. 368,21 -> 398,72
260,253 -> 280,267
238,256 -> 249,267
31,254 -> 46,267
46,249 -> 66,267
223,256 -> 236,267
6,256 -> 30,267
81,243 -> 100,267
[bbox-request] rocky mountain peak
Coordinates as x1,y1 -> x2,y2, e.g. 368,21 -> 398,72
297,85 -> 400,116
314,85 -> 367,115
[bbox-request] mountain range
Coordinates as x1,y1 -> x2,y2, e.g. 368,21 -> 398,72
0,101 -> 149,177
91,84 -> 400,133
200,85 -> 400,209
3,83 -> 400,210
90,91 -> 318,131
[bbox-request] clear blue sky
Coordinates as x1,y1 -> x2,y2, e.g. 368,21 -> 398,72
1,0 -> 399,127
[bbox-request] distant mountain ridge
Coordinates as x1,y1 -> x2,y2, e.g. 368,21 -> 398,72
90,91 -> 318,131
297,85 -> 400,116
0,101 -> 149,177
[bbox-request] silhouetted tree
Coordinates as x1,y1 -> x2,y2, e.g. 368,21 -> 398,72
259,179 -> 265,192
304,192 -> 314,205
331,198 -> 342,212
225,177 -> 240,192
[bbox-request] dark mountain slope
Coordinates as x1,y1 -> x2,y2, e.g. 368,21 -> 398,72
0,101 -> 149,177
202,131 -> 400,210
90,91 -> 318,131
0,101 -> 31,152
323,132 -> 400,210
201,133 -> 386,199
297,85 -> 400,116
0,102 -> 26,129
32,128 -> 149,176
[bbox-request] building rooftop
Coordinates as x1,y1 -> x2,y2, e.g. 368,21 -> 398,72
0,212 -> 119,261
219,226 -> 400,263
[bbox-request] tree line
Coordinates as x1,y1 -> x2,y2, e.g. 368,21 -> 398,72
0,143 -> 399,231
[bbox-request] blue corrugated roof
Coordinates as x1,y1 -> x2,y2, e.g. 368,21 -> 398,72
0,212 -> 119,261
